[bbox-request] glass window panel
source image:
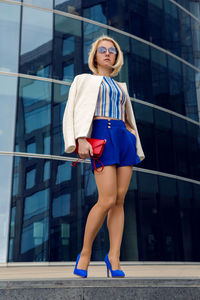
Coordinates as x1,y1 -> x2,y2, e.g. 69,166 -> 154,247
0,75 -> 18,151
63,64 -> 74,82
172,116 -> 189,177
187,122 -> 200,181
148,0 -> 164,48
0,3 -> 20,72
24,189 -> 49,220
56,163 -> 71,184
13,171 -> 19,196
16,78 -> 51,154
131,39 -> 152,102
26,168 -> 36,189
25,105 -> 51,134
182,65 -> 198,121
0,155 -> 13,262
178,181 -> 193,260
27,141 -> 36,153
192,184 -> 200,260
21,217 -> 49,261
83,4 -> 107,24
63,36 -> 75,56
44,161 -> 50,181
137,172 -> 159,260
20,7 -> 53,78
23,0 -> 53,9
54,0 -> 81,15
52,194 -> 70,218
155,110 -> 173,173
159,177 -> 182,260
44,135 -> 51,154
151,48 -> 169,108
168,56 -> 185,114
8,206 -> 16,261
54,15 -> 81,81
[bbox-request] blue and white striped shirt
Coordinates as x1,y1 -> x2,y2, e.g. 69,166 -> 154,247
94,76 -> 127,121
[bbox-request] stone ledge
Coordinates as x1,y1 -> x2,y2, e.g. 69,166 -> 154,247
0,279 -> 200,300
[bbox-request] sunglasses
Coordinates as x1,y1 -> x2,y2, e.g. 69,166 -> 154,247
97,46 -> 117,54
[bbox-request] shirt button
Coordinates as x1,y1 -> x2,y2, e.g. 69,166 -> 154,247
108,126 -> 111,128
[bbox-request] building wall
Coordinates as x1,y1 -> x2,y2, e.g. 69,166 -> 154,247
0,0 -> 200,263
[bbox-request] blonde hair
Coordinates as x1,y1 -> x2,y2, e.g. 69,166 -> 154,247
88,35 -> 124,77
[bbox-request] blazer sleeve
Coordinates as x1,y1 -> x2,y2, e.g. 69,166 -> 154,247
62,76 -> 78,153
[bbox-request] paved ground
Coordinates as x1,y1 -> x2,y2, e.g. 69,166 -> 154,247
0,263 -> 200,280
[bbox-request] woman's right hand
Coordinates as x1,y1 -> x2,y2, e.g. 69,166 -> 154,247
77,138 -> 93,159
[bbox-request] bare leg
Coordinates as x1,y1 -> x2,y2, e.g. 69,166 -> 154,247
107,166 -> 133,270
77,165 -> 117,270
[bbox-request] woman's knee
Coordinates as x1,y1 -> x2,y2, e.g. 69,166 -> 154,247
116,188 -> 126,206
97,195 -> 116,211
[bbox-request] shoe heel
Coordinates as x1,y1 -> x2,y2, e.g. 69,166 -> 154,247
107,266 -> 109,278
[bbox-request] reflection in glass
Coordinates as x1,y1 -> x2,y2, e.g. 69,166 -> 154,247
16,77 -> 51,155
44,161 -> 50,181
131,39 -> 152,102
56,163 -> 71,184
55,0 -> 81,15
8,207 -> 16,261
0,155 -> 13,262
0,3 -> 20,72
151,48 -> 169,108
26,168 -> 36,189
54,15 -> 81,81
53,84 -> 70,155
0,75 -> 18,151
178,180 -> 193,260
168,56 -> 184,114
24,189 -> 49,220
83,3 -> 107,24
182,65 -> 198,121
23,0 -> 53,8
159,177 -> 181,260
137,172 -> 159,260
21,217 -> 49,261
20,7 -> 53,77
52,194 -> 70,218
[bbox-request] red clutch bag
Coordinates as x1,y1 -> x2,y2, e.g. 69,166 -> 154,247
72,138 -> 107,172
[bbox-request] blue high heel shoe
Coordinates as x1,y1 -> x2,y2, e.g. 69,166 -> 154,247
73,253 -> 87,278
104,254 -> 125,278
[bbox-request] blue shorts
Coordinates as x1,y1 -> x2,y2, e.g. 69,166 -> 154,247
90,119 -> 141,173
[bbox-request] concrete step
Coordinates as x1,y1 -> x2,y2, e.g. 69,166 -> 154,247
1,278 -> 200,300
0,264 -> 200,299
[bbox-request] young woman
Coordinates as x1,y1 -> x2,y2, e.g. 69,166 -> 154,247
63,35 -> 145,278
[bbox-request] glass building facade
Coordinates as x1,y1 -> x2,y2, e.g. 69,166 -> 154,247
0,0 -> 200,263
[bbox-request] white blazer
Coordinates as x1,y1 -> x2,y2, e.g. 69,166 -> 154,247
62,73 -> 145,162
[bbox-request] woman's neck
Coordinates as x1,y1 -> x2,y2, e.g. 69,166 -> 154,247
96,67 -> 112,77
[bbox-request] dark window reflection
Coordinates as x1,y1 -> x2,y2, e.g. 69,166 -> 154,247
131,39 -> 152,102
137,172 -> 159,260
54,0 -> 81,15
54,15 -> 82,81
20,7 -> 53,78
15,78 -> 51,155
155,110 -> 174,174
168,56 -> 185,114
151,48 -> 169,108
